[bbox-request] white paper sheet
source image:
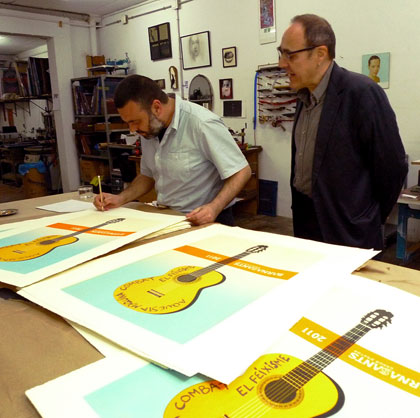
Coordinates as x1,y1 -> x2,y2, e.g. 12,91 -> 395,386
19,224 -> 375,382
36,199 -> 95,212
26,274 -> 420,418
0,208 -> 185,287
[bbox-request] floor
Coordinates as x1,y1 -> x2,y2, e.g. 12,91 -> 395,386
235,213 -> 420,271
1,181 -> 420,270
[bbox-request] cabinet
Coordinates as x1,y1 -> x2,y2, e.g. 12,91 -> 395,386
0,145 -> 25,185
234,146 -> 263,216
71,75 -> 132,193
128,155 -> 157,203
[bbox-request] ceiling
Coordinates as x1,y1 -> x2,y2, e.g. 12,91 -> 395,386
0,0 -> 148,17
0,33 -> 46,55
0,0 -> 149,56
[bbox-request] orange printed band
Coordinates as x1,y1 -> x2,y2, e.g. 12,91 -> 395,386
47,223 -> 133,237
174,245 -> 297,280
290,317 -> 420,397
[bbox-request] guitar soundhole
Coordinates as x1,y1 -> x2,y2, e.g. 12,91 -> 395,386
265,380 -> 297,404
40,239 -> 55,245
177,274 -> 199,283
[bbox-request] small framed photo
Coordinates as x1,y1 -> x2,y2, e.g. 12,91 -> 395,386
169,66 -> 179,89
361,52 -> 390,89
180,31 -> 211,70
219,78 -> 233,100
222,46 -> 237,68
154,79 -> 166,90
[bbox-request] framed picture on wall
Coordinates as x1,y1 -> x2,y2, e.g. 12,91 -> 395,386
222,46 -> 237,68
148,22 -> 172,61
361,52 -> 390,89
154,79 -> 166,90
169,66 -> 179,89
219,78 -> 233,99
180,31 -> 211,70
259,0 -> 276,44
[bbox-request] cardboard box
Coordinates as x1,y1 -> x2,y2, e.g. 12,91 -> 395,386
79,158 -> 109,183
86,55 -> 106,76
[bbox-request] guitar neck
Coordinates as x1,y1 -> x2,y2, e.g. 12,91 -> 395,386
192,251 -> 252,276
285,323 -> 371,388
41,219 -> 123,245
64,221 -> 114,238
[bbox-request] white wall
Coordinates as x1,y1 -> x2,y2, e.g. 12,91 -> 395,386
95,0 -> 420,217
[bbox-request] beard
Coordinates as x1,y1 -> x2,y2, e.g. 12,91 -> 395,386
141,112 -> 166,139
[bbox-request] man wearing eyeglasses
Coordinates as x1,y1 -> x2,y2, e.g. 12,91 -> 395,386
278,14 -> 407,250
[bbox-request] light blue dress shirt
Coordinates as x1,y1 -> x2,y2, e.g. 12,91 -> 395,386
140,96 -> 248,213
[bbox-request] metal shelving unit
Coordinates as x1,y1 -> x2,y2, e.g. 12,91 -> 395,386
71,74 -> 129,192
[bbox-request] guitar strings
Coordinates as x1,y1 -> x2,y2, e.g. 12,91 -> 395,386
189,251 -> 252,277
225,323 -> 371,417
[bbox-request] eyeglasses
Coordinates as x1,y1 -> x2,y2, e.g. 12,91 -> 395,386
277,46 -> 317,61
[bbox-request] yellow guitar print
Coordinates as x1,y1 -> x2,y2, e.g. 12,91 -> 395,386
0,218 -> 125,262
164,309 -> 393,417
114,245 -> 268,314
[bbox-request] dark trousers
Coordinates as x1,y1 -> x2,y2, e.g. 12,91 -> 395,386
292,190 -> 324,242
216,206 -> 234,226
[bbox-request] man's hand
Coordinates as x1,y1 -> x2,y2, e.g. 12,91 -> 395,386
186,204 -> 219,225
93,192 -> 124,211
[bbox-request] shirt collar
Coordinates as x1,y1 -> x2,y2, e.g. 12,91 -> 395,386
297,61 -> 334,107
167,94 -> 180,132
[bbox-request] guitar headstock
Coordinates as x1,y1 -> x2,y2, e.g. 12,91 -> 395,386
108,218 -> 125,224
246,245 -> 268,254
360,309 -> 393,329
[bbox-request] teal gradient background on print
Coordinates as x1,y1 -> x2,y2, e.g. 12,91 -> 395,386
85,364 -> 205,418
64,250 -> 279,344
0,228 -> 112,274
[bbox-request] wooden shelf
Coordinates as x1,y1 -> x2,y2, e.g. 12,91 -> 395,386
80,154 -> 108,160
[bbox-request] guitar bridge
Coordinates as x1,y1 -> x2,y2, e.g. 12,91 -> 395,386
147,289 -> 164,298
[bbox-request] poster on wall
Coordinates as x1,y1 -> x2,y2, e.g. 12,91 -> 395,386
362,52 -> 390,89
148,22 -> 172,61
259,0 -> 276,44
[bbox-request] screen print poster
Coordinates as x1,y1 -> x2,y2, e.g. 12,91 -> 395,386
26,274 -> 420,418
0,208 -> 185,287
20,224 -> 376,382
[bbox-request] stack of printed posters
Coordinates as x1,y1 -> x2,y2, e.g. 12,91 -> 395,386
19,224 -> 376,382
26,273 -> 420,417
0,208 -> 188,288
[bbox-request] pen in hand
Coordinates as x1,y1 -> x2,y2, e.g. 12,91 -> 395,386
98,175 -> 104,210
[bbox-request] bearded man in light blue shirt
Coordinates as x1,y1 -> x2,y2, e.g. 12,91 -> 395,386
94,75 -> 251,226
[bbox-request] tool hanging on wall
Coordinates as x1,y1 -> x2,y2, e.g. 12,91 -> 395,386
254,64 -> 297,132
228,123 -> 248,150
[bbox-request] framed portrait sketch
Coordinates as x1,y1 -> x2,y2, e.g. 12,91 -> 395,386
219,78 -> 233,100
362,52 -> 390,89
222,47 -> 237,68
148,22 -> 172,61
181,31 -> 211,70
